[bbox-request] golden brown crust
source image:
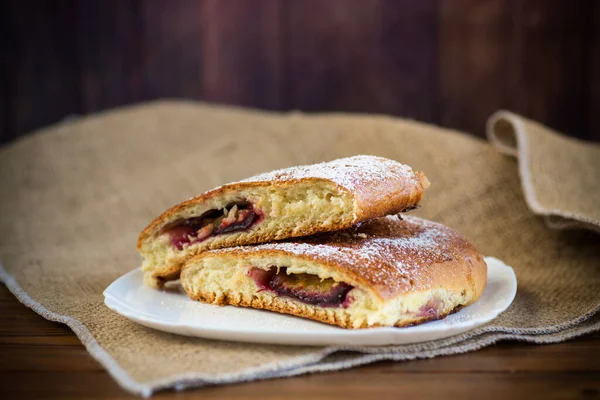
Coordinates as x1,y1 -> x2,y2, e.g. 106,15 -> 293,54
188,291 -> 464,329
352,169 -> 429,222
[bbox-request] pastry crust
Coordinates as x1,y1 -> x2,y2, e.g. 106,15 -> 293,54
181,216 -> 487,329
138,155 -> 430,287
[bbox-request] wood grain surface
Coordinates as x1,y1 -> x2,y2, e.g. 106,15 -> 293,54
2,0 -> 599,143
0,285 -> 599,399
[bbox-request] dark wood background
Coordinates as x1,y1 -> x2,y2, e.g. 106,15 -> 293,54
2,0 -> 599,144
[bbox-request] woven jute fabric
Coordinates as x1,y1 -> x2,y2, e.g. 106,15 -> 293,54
0,101 -> 598,396
487,111 -> 600,233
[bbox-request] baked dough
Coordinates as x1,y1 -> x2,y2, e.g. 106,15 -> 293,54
180,215 -> 487,329
138,155 -> 429,288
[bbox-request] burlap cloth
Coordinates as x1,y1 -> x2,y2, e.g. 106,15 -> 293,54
0,101 -> 598,396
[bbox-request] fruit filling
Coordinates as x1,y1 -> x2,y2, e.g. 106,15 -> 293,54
162,202 -> 262,250
415,297 -> 445,322
249,267 -> 353,307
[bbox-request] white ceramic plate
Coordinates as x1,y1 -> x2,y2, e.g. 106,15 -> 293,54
104,257 -> 516,346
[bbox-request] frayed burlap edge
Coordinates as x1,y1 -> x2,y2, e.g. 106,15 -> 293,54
3,260 -> 599,397
486,111 -> 600,233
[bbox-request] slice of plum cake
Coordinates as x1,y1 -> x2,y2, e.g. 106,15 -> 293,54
138,155 -> 429,288
180,216 -> 487,329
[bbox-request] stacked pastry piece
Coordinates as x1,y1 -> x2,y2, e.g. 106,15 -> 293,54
137,155 -> 487,329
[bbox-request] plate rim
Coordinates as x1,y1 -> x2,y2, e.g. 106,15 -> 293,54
103,256 -> 517,345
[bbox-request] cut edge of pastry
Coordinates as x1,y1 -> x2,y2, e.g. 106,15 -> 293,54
140,180 -> 359,288
180,251 -> 481,329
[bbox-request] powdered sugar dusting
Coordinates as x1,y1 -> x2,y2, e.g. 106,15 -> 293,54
214,216 -> 468,297
236,155 -> 417,192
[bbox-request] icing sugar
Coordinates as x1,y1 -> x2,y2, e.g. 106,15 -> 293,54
236,155 -> 417,192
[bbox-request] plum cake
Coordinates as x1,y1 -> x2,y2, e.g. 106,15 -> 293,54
180,215 -> 487,329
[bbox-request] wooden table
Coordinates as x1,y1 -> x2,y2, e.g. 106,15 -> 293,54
1,286 -> 599,399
